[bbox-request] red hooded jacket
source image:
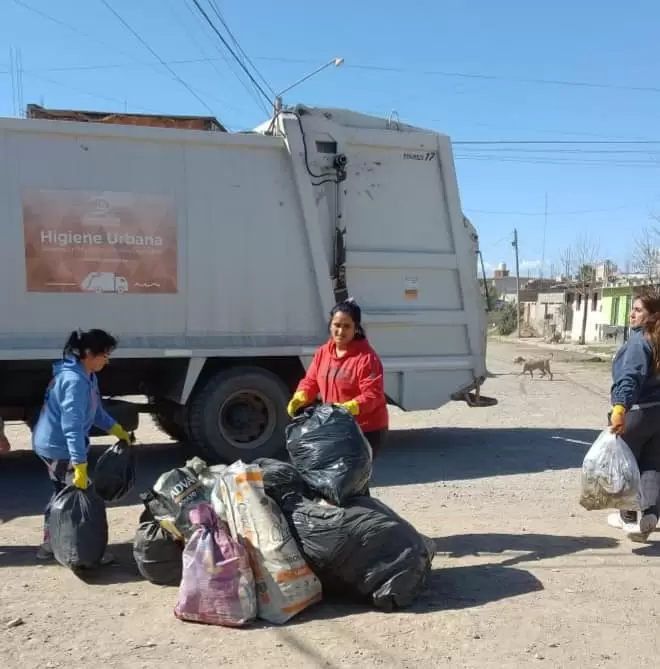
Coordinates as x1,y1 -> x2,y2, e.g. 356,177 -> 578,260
296,337 -> 389,433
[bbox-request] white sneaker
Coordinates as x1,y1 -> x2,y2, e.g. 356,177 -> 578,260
607,511 -> 656,543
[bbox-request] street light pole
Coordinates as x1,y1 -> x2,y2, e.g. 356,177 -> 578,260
273,57 -> 345,113
513,228 -> 521,338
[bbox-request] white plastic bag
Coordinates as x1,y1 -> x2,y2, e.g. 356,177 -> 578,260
579,430 -> 641,511
216,461 -> 322,624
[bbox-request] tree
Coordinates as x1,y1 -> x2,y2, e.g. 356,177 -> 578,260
558,234 -> 600,344
559,248 -> 573,280
632,227 -> 660,281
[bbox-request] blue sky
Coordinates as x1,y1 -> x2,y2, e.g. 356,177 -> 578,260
2,0 -> 659,277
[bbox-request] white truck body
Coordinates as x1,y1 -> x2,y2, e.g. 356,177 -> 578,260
0,105 -> 488,460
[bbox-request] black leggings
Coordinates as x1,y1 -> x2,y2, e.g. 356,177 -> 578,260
611,406 -> 660,519
619,407 -> 660,472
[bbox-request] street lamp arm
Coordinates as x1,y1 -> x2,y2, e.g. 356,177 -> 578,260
274,57 -> 344,103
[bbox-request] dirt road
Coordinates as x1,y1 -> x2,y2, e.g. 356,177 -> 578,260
1,341 -> 657,669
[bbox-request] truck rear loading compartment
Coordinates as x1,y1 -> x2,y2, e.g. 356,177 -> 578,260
0,104 -> 490,461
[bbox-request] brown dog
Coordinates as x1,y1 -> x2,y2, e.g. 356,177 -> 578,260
513,353 -> 554,380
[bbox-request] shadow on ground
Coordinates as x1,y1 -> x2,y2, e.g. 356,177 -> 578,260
373,426 -> 598,488
432,532 -> 618,567
418,564 -> 543,610
0,442 -> 185,524
0,425 -> 598,522
0,540 -> 144,584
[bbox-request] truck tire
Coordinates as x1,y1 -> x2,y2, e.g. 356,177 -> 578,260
188,366 -> 289,464
149,397 -> 190,444
152,413 -> 189,443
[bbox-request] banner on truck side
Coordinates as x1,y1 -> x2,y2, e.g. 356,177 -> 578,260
22,189 -> 178,294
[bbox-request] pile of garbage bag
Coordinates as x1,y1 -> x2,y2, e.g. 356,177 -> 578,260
131,403 -> 434,627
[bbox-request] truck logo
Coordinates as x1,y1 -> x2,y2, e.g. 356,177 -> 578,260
81,271 -> 129,294
90,198 -> 111,216
403,151 -> 436,162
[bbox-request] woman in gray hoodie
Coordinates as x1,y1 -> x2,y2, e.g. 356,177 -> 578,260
608,292 -> 660,542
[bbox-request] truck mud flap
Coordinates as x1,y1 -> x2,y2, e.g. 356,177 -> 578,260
450,377 -> 498,408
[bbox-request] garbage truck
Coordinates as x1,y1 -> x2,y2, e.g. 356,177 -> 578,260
0,104 -> 490,463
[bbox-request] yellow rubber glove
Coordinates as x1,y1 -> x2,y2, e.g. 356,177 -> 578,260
336,400 -> 360,417
109,423 -> 134,444
287,391 -> 307,417
610,405 -> 626,435
72,463 -> 88,490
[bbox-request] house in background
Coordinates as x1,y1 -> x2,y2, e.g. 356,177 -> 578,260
600,277 -> 660,343
568,283 -> 604,343
518,281 -> 604,343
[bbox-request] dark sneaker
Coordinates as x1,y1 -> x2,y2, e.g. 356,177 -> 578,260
36,543 -> 55,562
99,552 -> 116,566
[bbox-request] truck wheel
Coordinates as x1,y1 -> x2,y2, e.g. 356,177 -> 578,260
152,413 -> 189,443
149,396 -> 192,445
188,367 -> 289,464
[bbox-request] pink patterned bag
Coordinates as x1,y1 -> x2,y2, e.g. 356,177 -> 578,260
174,503 -> 257,627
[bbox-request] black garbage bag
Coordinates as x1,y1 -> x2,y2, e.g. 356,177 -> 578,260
141,463 -> 210,541
253,457 -> 311,503
93,440 -> 136,503
50,485 -> 109,570
281,494 -> 432,611
285,404 -> 372,505
133,508 -> 183,585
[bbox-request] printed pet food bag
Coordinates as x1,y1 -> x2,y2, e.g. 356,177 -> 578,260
142,462 -> 211,541
216,461 -> 322,624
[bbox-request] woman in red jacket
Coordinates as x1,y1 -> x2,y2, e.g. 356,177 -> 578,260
287,299 -> 389,456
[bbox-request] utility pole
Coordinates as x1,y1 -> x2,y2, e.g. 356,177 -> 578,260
512,228 -> 521,338
541,192 -> 548,279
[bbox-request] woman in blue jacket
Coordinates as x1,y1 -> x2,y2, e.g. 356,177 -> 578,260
608,292 -> 660,542
33,328 -> 133,561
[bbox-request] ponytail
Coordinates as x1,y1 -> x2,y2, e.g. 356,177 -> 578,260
62,328 -> 118,360
63,329 -> 83,359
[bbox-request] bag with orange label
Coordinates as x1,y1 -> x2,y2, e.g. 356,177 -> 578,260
214,461 -> 322,624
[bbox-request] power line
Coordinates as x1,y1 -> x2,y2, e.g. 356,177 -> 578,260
98,0 -> 217,116
22,71 -> 162,113
205,0 -> 274,97
188,0 -> 271,105
466,204 -> 646,217
183,0 -> 268,115
454,154 -> 660,168
454,139 -> 660,145
6,50 -> 660,98
161,0 -> 249,118
12,0 -> 229,116
11,0 -> 148,67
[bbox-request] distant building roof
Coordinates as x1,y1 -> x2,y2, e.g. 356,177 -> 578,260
26,104 -> 227,132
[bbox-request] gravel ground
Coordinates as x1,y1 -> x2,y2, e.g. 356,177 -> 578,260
1,341 -> 657,669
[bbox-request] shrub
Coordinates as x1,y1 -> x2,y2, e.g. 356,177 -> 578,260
495,301 -> 518,336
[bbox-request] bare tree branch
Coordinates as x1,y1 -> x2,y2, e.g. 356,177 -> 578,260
632,227 -> 660,280
559,248 -> 573,280
572,233 -> 600,293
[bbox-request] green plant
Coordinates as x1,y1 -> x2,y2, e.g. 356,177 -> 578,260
494,301 -> 518,336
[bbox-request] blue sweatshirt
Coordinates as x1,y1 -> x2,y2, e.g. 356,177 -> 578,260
32,356 -> 116,464
610,327 -> 660,409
